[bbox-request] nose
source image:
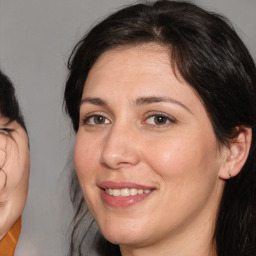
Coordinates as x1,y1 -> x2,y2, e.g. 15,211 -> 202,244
100,124 -> 140,170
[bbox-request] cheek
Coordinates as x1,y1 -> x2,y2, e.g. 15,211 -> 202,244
74,132 -> 103,217
74,132 -> 100,184
141,132 -> 223,231
144,130 -> 220,187
10,154 -> 30,212
0,146 -> 30,203
8,152 -> 30,193
0,154 -> 29,238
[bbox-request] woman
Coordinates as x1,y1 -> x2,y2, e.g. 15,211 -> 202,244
0,70 -> 30,256
64,1 -> 256,255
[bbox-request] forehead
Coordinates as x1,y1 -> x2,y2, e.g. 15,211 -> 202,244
91,43 -> 172,73
84,44 -> 181,93
91,43 -> 172,72
0,116 -> 13,126
83,44 -> 201,109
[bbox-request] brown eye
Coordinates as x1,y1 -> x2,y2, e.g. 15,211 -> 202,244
94,115 -> 106,124
154,116 -> 168,125
84,115 -> 110,125
144,114 -> 175,127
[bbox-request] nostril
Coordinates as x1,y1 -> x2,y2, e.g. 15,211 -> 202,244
100,147 -> 139,169
100,158 -> 135,170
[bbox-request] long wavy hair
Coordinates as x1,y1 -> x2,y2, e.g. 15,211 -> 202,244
64,1 -> 256,255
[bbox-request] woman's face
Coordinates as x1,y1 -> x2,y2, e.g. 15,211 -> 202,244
0,119 -> 30,239
74,44 -> 227,250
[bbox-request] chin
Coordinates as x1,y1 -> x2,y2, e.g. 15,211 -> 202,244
100,222 -> 150,247
104,233 -> 143,247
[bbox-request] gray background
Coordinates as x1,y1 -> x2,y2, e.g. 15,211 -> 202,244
0,0 -> 255,255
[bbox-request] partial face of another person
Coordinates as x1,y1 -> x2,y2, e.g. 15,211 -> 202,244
74,44 -> 229,249
0,119 -> 30,239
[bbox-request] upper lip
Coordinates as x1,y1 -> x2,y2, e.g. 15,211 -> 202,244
99,181 -> 156,190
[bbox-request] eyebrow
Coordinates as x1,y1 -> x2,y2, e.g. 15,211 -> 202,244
80,97 -> 108,106
135,96 -> 192,113
80,96 -> 191,114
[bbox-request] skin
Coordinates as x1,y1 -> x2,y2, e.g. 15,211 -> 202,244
0,118 -> 30,240
74,44 -> 249,256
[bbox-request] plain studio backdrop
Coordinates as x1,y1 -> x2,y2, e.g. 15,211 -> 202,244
0,0 -> 255,255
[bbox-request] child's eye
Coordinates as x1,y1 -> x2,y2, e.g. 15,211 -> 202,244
83,115 -> 110,125
143,114 -> 176,126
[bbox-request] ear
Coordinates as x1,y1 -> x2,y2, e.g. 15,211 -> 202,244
219,127 -> 252,180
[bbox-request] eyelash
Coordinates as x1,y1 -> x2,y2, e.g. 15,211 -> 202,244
81,114 -> 111,126
0,128 -> 14,136
81,112 -> 176,128
143,112 -> 176,127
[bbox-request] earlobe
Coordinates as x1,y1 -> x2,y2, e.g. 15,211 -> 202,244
219,127 -> 252,180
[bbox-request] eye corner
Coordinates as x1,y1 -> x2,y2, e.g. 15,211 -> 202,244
0,128 -> 14,136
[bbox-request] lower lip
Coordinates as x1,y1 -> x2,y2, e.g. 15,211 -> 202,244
100,189 -> 153,208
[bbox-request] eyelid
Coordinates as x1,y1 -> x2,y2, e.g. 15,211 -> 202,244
80,112 -> 111,126
0,128 -> 14,136
142,111 -> 177,126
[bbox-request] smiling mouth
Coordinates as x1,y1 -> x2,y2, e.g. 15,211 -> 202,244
105,188 -> 152,197
99,181 -> 156,207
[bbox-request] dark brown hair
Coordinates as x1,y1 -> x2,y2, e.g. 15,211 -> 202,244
64,1 -> 256,255
0,70 -> 27,132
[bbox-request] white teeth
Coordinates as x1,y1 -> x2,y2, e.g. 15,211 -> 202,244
105,188 -> 152,197
121,188 -> 130,197
138,189 -> 143,194
112,189 -> 121,196
130,188 -> 137,195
